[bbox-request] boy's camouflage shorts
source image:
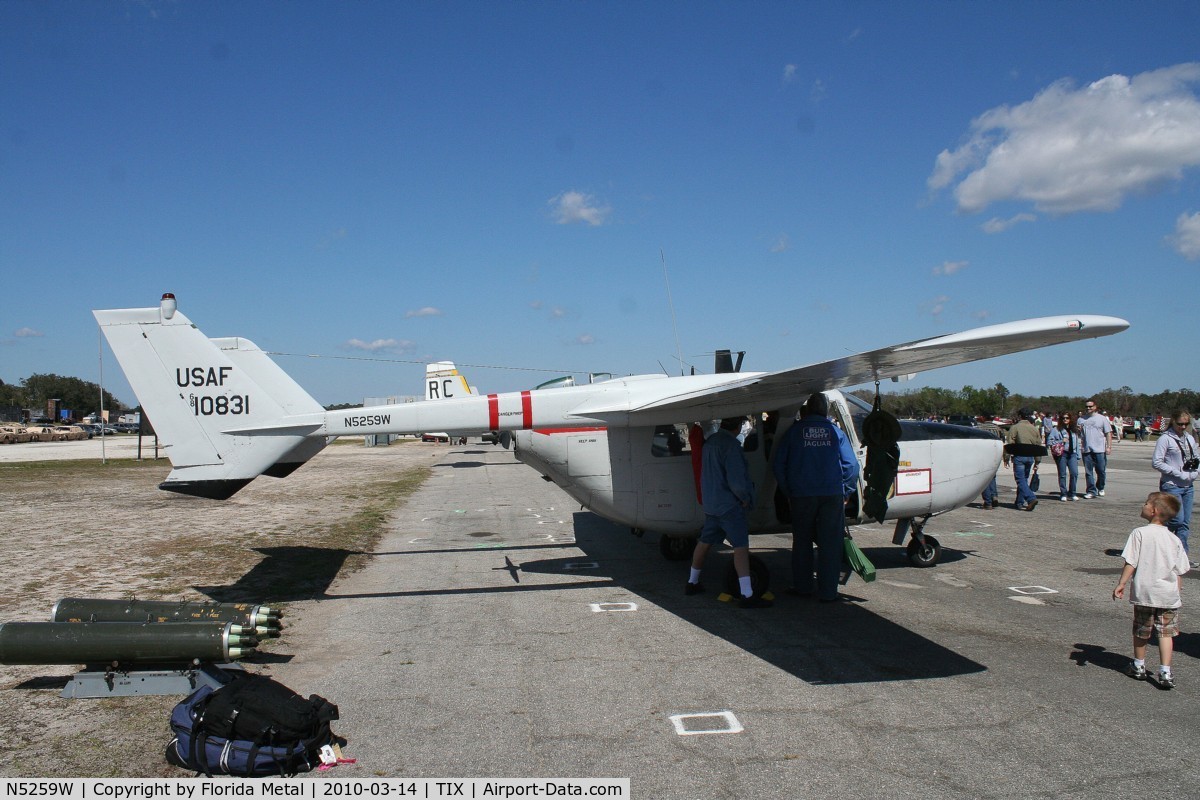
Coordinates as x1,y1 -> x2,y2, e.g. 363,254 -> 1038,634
1133,605 -> 1180,639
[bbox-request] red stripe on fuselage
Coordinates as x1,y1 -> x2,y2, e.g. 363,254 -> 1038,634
532,427 -> 608,435
488,394 -> 499,430
521,391 -> 532,429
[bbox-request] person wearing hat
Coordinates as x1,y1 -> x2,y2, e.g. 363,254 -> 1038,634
1005,408 -> 1044,511
772,392 -> 860,602
686,416 -> 771,608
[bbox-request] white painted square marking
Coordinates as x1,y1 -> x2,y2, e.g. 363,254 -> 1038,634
590,602 -> 638,613
669,711 -> 743,736
1008,586 -> 1058,595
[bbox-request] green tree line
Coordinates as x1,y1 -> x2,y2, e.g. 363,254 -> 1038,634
0,374 -> 125,419
849,383 -> 1200,420
4,372 -> 1195,425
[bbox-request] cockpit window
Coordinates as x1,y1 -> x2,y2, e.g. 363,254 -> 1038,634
844,392 -> 1003,442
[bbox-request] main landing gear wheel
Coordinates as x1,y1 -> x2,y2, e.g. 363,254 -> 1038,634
723,554 -> 770,598
906,534 -> 941,567
659,534 -> 693,561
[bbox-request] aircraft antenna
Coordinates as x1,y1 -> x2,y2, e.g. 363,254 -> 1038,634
661,249 -> 685,375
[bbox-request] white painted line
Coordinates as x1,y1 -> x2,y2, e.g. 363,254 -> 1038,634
1010,596 -> 1046,605
669,711 -> 743,736
564,561 -> 599,570
408,538 -> 432,544
1008,586 -> 1058,595
536,520 -> 565,525
590,602 -> 638,613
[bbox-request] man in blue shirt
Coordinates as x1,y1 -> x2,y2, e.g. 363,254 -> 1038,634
686,417 -> 772,608
772,393 -> 860,602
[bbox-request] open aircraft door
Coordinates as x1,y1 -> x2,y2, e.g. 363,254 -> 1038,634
829,393 -> 867,523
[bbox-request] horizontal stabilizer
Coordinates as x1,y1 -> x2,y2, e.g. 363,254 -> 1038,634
160,478 -> 255,500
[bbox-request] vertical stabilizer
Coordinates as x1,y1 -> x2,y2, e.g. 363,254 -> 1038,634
94,298 -> 321,498
425,362 -> 475,401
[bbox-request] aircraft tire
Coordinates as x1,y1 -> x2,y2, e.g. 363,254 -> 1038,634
906,535 -> 941,568
724,554 -> 770,598
659,534 -> 693,561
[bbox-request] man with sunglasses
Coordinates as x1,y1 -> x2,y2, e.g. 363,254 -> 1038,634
1079,399 -> 1113,499
1153,411 -> 1199,568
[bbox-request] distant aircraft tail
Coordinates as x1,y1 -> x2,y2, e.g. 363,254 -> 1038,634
94,295 -> 326,499
424,361 -> 476,401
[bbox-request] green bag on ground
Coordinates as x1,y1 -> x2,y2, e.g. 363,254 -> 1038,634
843,535 -> 876,583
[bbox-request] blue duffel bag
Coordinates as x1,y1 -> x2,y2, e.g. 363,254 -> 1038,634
166,675 -> 339,777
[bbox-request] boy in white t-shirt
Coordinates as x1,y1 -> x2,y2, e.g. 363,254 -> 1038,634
1113,492 -> 1189,688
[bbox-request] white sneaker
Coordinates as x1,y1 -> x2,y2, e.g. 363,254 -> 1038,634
1098,489 -> 1105,497
1083,493 -> 1094,499
1070,496 -> 1080,501
1059,496 -> 1068,502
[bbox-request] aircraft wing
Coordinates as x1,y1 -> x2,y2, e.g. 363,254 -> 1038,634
596,315 -> 1129,420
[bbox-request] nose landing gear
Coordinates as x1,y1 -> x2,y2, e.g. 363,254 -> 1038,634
893,515 -> 942,567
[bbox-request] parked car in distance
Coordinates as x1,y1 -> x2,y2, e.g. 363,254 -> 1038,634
24,425 -> 58,442
0,425 -> 34,444
54,425 -> 89,441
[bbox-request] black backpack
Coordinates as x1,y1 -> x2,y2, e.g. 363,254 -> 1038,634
167,674 -> 339,777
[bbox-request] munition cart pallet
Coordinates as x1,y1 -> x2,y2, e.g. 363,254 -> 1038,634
63,661 -> 243,699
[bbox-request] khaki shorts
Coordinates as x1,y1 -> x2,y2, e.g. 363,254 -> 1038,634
1133,605 -> 1180,639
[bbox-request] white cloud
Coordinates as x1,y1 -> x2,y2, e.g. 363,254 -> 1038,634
932,260 -> 968,277
529,300 -> 543,310
14,327 -> 43,338
981,213 -> 1037,234
344,338 -> 415,353
1169,211 -> 1200,260
405,307 -> 442,318
929,63 -> 1200,214
770,233 -> 790,253
550,191 -> 611,226
574,334 -> 595,345
783,64 -> 797,84
316,227 -> 347,250
922,295 -> 951,318
810,79 -> 826,104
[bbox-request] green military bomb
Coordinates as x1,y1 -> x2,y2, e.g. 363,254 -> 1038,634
51,598 -> 282,637
0,621 -> 257,665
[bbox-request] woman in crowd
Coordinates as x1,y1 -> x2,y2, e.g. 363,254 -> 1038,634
1152,410 -> 1198,565
1048,410 -> 1082,501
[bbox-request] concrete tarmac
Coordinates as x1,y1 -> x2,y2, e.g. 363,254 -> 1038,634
277,439 -> 1196,798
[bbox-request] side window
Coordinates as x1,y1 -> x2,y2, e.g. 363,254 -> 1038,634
650,424 -> 691,457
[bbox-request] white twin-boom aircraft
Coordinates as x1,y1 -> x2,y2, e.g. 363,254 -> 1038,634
94,294 -> 1128,568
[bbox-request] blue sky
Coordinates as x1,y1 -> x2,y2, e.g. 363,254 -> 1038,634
3,1 -> 1198,408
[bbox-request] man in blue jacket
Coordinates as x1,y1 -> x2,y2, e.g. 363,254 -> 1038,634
686,417 -> 772,608
772,393 -> 860,602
